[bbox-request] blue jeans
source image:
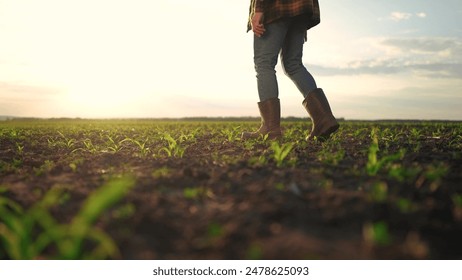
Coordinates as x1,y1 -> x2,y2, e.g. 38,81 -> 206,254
254,17 -> 317,101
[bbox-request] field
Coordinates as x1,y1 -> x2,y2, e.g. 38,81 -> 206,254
1,119 -> 461,260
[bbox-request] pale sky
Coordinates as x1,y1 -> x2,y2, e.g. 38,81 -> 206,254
1,0 -> 461,120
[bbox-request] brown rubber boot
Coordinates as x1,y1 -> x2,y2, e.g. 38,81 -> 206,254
242,97 -> 282,140
302,88 -> 339,141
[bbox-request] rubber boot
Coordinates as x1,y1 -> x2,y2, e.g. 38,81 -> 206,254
242,97 -> 282,140
302,88 -> 339,141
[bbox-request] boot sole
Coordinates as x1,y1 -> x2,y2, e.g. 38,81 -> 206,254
241,131 -> 282,140
307,123 -> 340,141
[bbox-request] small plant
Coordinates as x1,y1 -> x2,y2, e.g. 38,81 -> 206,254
0,176 -> 135,259
130,137 -> 150,157
247,155 -> 268,167
69,162 -> 78,172
15,143 -> 24,156
68,158 -> 84,173
317,142 -> 345,165
363,221 -> 391,246
275,182 -> 285,191
270,141 -> 294,167
8,129 -> 20,139
82,138 -> 98,154
396,198 -> 417,213
246,243 -> 263,260
111,203 -> 136,220
448,135 -> 462,149
410,127 -> 423,140
58,131 -> 77,149
424,163 -> 448,182
34,160 -> 56,176
159,133 -> 185,158
366,128 -> 380,174
243,139 -> 256,151
221,126 -> 243,142
0,159 -> 22,174
388,164 -> 422,183
207,222 -> 224,239
366,128 -> 406,176
183,187 -> 213,200
369,181 -> 388,202
423,163 -> 449,192
453,194 -> 462,207
152,167 -> 171,178
105,135 -> 128,153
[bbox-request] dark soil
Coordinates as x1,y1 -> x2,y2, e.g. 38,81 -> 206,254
1,120 -> 461,259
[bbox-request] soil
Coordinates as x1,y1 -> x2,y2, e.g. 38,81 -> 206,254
1,120 -> 461,259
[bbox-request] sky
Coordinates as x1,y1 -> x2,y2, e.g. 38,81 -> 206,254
1,0 -> 461,120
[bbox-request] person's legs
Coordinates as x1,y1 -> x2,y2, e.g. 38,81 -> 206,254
253,19 -> 290,101
281,20 -> 317,99
281,19 -> 339,140
242,20 -> 290,140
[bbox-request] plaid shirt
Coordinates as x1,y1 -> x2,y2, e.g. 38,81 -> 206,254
247,0 -> 320,32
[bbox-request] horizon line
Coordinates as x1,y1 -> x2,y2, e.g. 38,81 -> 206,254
1,116 -> 461,123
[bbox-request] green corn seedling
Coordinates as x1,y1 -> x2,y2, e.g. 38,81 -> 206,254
270,141 -> 294,167
366,128 -> 406,176
0,176 -> 135,260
